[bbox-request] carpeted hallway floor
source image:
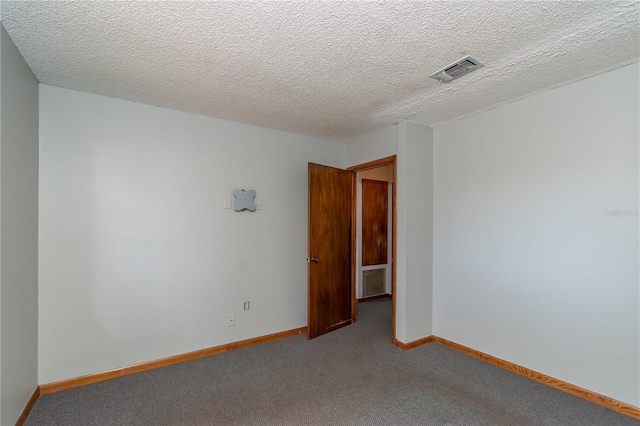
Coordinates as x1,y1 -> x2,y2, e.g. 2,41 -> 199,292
25,299 -> 637,425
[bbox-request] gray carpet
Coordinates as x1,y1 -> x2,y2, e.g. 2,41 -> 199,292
26,299 -> 638,425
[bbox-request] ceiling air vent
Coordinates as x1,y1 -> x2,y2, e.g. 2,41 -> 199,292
430,55 -> 483,83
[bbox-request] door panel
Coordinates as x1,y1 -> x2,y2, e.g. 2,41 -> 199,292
362,179 -> 388,266
308,163 -> 353,339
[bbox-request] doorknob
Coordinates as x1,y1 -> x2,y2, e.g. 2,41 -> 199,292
307,257 -> 319,263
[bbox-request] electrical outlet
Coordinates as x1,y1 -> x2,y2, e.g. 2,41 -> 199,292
227,314 -> 235,327
244,301 -> 250,311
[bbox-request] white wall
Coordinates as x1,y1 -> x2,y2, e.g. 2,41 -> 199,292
347,122 -> 434,344
347,125 -> 397,167
0,27 -> 2,426
433,62 -> 640,406
0,25 -> 39,425
357,165 -> 393,184
38,85 -> 346,384
0,22 -> 3,426
397,122 -> 433,343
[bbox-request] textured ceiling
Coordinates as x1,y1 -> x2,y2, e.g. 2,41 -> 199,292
1,1 -> 638,143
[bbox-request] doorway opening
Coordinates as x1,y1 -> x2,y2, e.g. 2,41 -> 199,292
348,156 -> 396,341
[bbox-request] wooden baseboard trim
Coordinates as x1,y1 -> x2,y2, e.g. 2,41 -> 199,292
14,386 -> 40,426
394,335 -> 434,350
28,328 -> 640,420
433,336 -> 640,420
39,326 -> 307,395
357,293 -> 392,303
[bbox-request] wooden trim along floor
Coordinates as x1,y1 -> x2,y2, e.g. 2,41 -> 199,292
14,387 -> 40,426
430,336 -> 640,420
394,335 -> 435,350
39,326 -> 307,395
394,335 -> 639,419
22,329 -> 640,421
357,293 -> 392,303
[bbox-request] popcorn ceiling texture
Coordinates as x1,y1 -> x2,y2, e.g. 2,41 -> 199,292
2,1 -> 638,142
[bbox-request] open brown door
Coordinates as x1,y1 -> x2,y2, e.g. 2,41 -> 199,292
308,163 -> 353,339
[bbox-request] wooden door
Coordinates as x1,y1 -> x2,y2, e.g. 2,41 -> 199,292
308,163 -> 353,339
362,179 -> 388,266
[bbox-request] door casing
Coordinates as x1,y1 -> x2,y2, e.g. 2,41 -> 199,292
347,155 -> 396,341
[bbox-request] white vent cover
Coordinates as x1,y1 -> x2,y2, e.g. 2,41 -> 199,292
430,55 -> 484,83
363,268 -> 385,297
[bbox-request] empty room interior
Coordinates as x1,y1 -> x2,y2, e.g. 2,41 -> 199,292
1,1 -> 639,425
